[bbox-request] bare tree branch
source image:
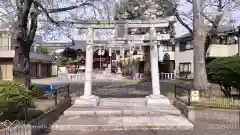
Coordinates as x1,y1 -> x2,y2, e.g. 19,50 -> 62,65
27,3 -> 41,41
175,11 -> 193,35
33,0 -> 103,26
186,0 -> 192,4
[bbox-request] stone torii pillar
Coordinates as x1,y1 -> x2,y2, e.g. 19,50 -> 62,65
145,23 -> 170,105
74,28 -> 100,107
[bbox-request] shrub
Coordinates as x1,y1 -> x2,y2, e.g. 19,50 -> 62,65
30,84 -> 45,97
0,81 -> 34,121
38,44 -> 49,54
206,56 -> 240,90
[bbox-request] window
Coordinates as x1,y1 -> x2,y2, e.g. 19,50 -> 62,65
179,62 -> 191,73
185,41 -> 193,50
163,45 -> 173,51
228,36 -> 238,44
179,40 -> 193,51
162,41 -> 173,51
179,41 -> 186,51
0,32 -> 10,50
0,62 -> 13,80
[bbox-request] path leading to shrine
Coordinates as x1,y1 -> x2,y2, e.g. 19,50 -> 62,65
31,75 -> 239,135
32,73 -> 192,133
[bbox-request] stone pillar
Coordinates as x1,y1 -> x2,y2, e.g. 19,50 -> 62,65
145,26 -> 170,106
118,49 -> 125,74
120,49 -> 125,59
74,28 -> 99,107
150,27 -> 160,96
83,44 -> 94,96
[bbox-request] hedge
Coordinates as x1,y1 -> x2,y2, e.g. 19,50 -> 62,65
206,56 -> 240,90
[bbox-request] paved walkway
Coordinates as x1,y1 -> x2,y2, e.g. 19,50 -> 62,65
31,75 -> 240,135
49,98 -> 192,132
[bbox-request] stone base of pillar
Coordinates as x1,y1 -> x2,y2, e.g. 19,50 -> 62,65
116,67 -> 122,74
145,95 -> 170,106
73,95 -> 100,107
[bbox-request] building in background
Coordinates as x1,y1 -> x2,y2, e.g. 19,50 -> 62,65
175,26 -> 239,79
0,28 -> 53,80
158,41 -> 175,73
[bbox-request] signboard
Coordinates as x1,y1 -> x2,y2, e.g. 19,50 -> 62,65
191,90 -> 200,102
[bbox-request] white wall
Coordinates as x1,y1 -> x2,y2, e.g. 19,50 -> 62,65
227,44 -> 238,56
175,42 -> 238,77
174,42 -> 194,75
0,50 -> 15,57
207,44 -> 238,57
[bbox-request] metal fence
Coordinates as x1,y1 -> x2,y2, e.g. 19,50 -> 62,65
0,84 -> 71,135
174,84 -> 240,109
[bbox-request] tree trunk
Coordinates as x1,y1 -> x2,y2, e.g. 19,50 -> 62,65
238,27 -> 240,56
143,46 -> 151,80
12,38 -> 31,89
192,0 -> 209,90
12,2 -> 39,89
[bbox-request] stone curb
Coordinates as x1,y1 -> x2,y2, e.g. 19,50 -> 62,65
50,124 -> 193,131
29,100 -> 72,135
0,100 -> 71,135
63,109 -> 181,117
173,99 -> 240,123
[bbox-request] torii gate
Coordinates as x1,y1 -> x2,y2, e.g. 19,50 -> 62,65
73,16 -> 175,107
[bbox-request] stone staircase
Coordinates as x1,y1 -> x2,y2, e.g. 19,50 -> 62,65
50,98 -> 193,132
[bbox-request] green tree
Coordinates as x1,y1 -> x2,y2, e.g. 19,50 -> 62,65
38,44 -> 49,54
207,56 -> 240,96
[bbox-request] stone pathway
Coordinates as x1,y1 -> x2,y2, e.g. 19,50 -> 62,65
49,98 -> 193,132
31,76 -> 240,135
47,128 -> 240,135
31,73 -> 125,85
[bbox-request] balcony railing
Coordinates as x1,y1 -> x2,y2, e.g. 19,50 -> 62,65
159,72 -> 176,80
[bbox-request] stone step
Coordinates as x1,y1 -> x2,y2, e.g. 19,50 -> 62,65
63,106 -> 181,116
48,130 -> 194,135
51,115 -> 193,131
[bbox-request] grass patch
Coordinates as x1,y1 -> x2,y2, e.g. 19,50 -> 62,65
136,125 -> 157,128
121,79 -> 140,84
192,98 -> 240,109
176,95 -> 240,109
